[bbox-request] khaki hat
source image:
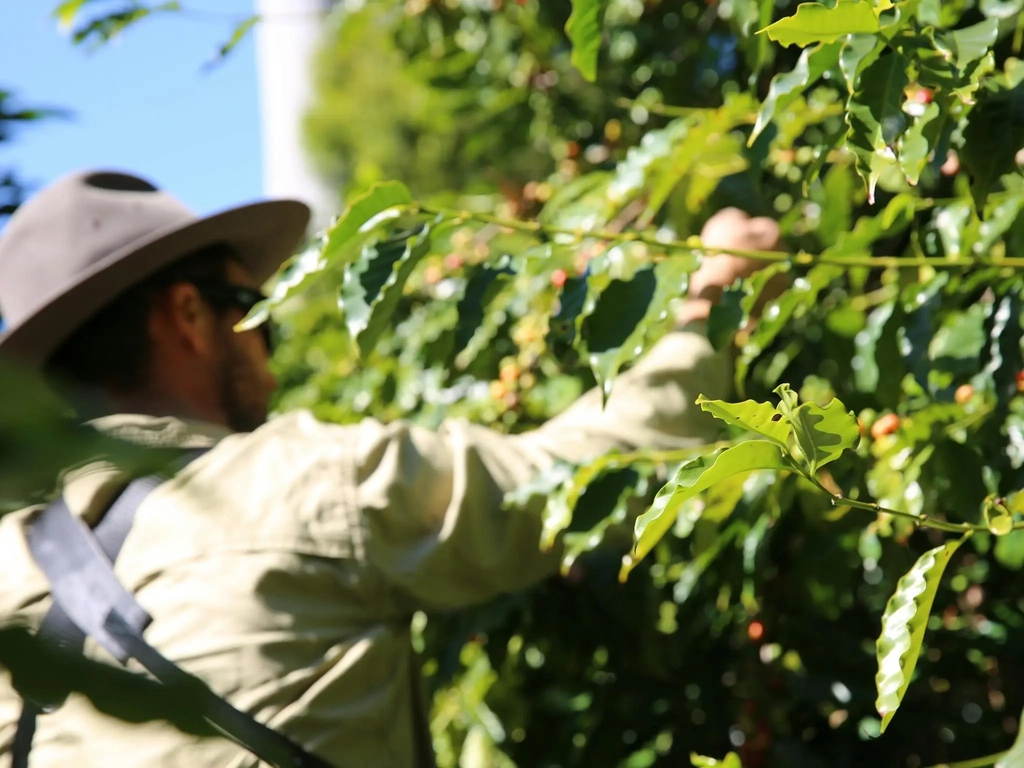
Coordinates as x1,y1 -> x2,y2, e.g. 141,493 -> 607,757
0,169 -> 310,367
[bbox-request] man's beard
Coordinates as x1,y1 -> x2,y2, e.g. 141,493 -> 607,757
216,345 -> 268,434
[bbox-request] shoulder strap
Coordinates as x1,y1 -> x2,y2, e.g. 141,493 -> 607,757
13,453 -> 335,768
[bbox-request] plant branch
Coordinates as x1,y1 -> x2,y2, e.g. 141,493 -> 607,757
807,476 -> 987,534
409,204 -> 1024,270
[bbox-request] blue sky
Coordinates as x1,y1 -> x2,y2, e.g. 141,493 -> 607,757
1,1 -> 263,216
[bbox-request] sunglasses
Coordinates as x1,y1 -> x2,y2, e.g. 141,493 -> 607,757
190,280 -> 275,353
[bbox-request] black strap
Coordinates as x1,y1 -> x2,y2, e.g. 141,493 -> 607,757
13,457 -> 335,768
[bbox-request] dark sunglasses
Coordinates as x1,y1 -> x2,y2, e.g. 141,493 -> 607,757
190,280 -> 275,352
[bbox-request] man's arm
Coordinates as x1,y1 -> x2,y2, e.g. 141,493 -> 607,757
356,210 -> 781,613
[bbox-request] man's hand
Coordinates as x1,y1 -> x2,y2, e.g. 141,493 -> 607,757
677,208 -> 782,327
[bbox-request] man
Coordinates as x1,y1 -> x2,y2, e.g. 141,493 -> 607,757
0,170 -> 780,767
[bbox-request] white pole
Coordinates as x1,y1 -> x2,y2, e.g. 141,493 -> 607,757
254,0 -> 337,233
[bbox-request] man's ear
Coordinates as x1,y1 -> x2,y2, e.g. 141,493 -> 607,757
150,283 -> 216,357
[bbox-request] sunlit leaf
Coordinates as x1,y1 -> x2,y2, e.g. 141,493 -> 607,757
840,34 -> 884,94
899,101 -> 943,185
566,0 -> 603,81
691,750 -> 744,767
696,395 -> 791,449
760,1 -> 879,48
341,226 -> 432,358
936,18 -> 999,71
774,384 -> 860,473
847,52 -> 911,200
875,535 -> 968,733
622,441 -> 791,580
321,181 -> 413,265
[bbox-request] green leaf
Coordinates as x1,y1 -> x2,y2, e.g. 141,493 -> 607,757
937,18 -> 999,71
691,751 -> 744,767
321,181 -> 413,265
622,441 -> 791,580
579,258 -> 696,402
875,535 -> 968,733
453,257 -> 516,355
961,76 -> 1024,208
66,1 -> 181,48
980,0 -> 1024,19
206,14 -> 260,67
341,226 -> 433,359
774,384 -> 859,473
695,395 -> 791,450
750,42 -> 841,145
53,0 -> 87,29
847,52 -> 911,201
995,710 -> 1024,767
840,34 -> 885,94
898,101 -> 944,186
759,1 -> 880,48
566,0 -> 603,81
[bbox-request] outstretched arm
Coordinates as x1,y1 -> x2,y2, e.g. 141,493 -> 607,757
357,211 -> 782,613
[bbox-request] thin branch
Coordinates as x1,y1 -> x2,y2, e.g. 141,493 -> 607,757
409,204 -> 1024,270
807,476 -> 987,534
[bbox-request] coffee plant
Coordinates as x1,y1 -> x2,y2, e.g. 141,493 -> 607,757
10,1 -> 1024,766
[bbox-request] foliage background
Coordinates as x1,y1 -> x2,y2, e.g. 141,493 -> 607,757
7,1 -> 1024,768
288,2 -> 1024,767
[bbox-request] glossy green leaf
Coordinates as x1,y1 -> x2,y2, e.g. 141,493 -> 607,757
750,42 -> 841,145
579,258 -> 695,402
321,181 -> 413,266
53,0 -> 87,29
622,441 -> 791,580
840,34 -> 884,94
760,1 -> 879,48
875,535 -> 967,733
341,226 -> 432,359
774,384 -> 859,473
566,0 -> 603,81
899,101 -> 943,185
937,18 -> 999,71
696,395 -> 791,449
847,52 -> 911,201
691,751 -> 743,767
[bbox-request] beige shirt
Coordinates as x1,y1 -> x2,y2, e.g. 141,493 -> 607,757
0,327 -> 729,768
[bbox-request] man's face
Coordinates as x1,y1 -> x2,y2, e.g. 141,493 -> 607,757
209,261 -> 277,433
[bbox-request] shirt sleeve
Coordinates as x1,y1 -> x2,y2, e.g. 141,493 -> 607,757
354,324 -> 732,613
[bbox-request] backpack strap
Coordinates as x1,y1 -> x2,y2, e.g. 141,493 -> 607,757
13,450 -> 335,768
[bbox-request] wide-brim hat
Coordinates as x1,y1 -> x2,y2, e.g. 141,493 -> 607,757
0,169 -> 311,368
